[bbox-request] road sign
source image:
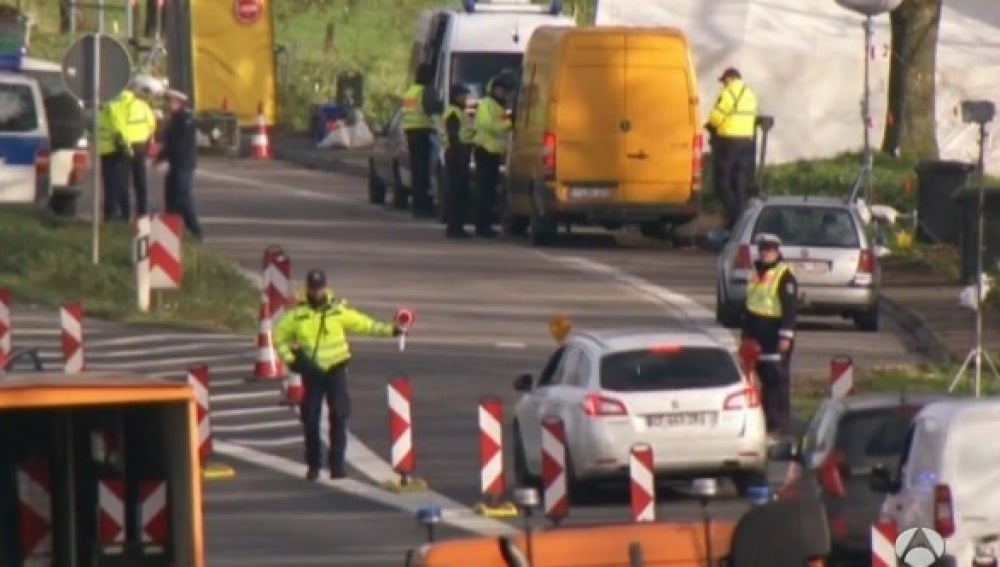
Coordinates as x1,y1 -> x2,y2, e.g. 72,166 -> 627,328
61,33 -> 132,106
395,308 -> 414,351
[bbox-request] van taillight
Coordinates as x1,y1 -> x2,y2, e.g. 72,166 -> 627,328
692,134 -> 703,190
934,484 -> 955,537
857,249 -> 874,274
69,151 -> 90,185
542,131 -> 556,178
734,244 -> 752,269
35,147 -> 50,177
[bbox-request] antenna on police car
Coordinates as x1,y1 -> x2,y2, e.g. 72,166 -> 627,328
834,0 -> 903,205
948,100 -> 1000,397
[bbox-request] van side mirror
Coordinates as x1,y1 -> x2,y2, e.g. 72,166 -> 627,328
767,440 -> 799,462
869,464 -> 899,494
513,373 -> 533,392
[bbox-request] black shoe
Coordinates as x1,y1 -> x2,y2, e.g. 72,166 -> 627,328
446,229 -> 472,239
305,467 -> 319,481
330,469 -> 347,480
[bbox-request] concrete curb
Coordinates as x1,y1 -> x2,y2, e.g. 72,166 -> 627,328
271,145 -> 370,179
880,294 -> 954,365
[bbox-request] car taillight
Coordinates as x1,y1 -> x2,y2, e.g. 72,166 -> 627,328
68,151 -> 90,185
818,450 -> 846,498
857,249 -> 874,274
542,131 -> 556,178
691,134 -> 703,190
35,147 -> 50,177
723,386 -> 761,410
734,244 -> 752,269
934,484 -> 955,537
581,393 -> 626,417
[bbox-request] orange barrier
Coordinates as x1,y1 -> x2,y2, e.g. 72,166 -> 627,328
408,520 -> 736,566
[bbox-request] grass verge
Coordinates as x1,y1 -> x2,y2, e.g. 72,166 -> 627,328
0,206 -> 259,333
791,363 -> 999,420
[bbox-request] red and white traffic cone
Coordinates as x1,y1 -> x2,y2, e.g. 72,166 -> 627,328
382,376 -> 427,491
474,397 -> 517,517
250,102 -> 271,159
252,294 -> 283,380
60,302 -> 85,374
871,520 -> 897,567
629,443 -> 655,522
541,416 -> 568,525
0,286 -> 10,369
830,355 -> 854,399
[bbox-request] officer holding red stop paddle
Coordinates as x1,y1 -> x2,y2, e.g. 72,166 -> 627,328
273,269 -> 408,481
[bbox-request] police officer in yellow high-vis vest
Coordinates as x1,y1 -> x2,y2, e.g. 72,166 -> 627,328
741,233 -> 798,439
439,84 -> 474,238
706,67 -> 759,230
123,79 -> 158,217
472,75 -> 512,238
401,63 -> 441,218
97,94 -> 132,221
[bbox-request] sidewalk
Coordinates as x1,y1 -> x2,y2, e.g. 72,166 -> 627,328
269,132 -> 1000,366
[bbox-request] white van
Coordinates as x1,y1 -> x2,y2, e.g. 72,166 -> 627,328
0,70 -> 50,208
872,398 -> 1000,565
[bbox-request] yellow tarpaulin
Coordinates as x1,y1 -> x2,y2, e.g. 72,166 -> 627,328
190,0 -> 276,126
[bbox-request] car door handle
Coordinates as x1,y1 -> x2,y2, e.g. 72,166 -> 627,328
627,150 -> 648,160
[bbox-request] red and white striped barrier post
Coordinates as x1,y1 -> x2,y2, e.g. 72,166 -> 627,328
188,365 -> 213,463
261,245 -> 291,324
17,458 -> 52,564
474,397 -> 517,517
871,519 -> 897,567
60,302 -> 84,374
253,293 -> 283,380
0,286 -> 10,368
383,376 -> 427,492
830,355 -> 854,399
629,443 -> 655,522
98,477 -> 126,554
139,479 -> 169,554
149,214 -> 183,290
541,416 -> 568,525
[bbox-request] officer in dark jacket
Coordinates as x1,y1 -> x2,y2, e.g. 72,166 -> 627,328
155,89 -> 202,240
441,84 -> 474,238
741,233 -> 798,438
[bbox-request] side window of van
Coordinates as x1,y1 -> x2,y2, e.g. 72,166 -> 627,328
0,83 -> 38,132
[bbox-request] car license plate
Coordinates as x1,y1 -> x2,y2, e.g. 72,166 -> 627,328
647,412 -> 717,427
790,260 -> 829,274
568,186 -> 613,199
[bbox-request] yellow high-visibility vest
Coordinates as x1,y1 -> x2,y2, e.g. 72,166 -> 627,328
438,104 -> 475,149
401,84 -> 432,130
746,263 -> 789,317
708,79 -> 758,138
124,94 -> 156,144
473,96 -> 511,155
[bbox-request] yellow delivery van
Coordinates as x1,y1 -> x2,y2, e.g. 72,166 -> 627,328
504,26 -> 704,246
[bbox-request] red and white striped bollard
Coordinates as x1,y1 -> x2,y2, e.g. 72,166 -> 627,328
871,519 -> 897,567
0,287 -> 10,368
474,397 -> 516,516
830,354 -> 854,399
629,443 -> 655,522
60,302 -> 84,373
187,365 -> 213,464
97,477 -> 126,554
139,479 -> 169,553
541,416 -> 568,525
384,376 -> 426,491
17,458 -> 53,563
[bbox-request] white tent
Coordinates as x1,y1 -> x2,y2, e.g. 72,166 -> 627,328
596,0 -> 1000,174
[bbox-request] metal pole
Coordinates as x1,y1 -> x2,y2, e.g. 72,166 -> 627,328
975,121 -> 986,397
64,412 -> 78,567
98,0 -> 104,32
862,16 -> 873,204
125,0 -> 133,39
90,33 -> 103,265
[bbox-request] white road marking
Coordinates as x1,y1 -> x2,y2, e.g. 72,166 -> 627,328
83,342 -> 249,358
197,170 -> 353,204
214,440 -> 517,537
210,391 -> 280,403
494,341 -> 526,349
92,353 -> 251,370
88,333 -> 245,346
213,419 -> 298,433
213,405 -> 290,418
226,436 -> 301,447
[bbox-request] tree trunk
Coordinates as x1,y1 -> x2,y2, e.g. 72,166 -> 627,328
881,0 -> 942,160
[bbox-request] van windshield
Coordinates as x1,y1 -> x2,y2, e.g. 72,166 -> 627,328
0,83 -> 37,132
450,52 -> 521,100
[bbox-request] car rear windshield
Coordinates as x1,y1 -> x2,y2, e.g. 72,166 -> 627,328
0,83 -> 38,132
450,52 -> 521,100
752,205 -> 860,248
835,406 -> 921,468
600,347 -> 741,392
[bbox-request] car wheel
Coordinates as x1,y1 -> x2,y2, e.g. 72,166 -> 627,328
716,285 -> 743,328
511,421 -> 538,487
854,303 -> 880,332
391,159 -> 408,210
528,186 -> 558,246
368,158 -> 386,205
731,468 -> 768,497
500,187 -> 529,237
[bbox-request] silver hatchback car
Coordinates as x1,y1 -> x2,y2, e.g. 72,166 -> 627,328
715,196 -> 881,331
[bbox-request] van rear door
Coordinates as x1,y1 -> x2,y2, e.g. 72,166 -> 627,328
623,33 -> 696,202
555,32 -> 625,190
0,74 -> 48,204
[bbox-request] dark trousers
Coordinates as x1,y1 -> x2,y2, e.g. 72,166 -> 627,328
405,129 -> 433,213
712,136 -> 756,229
164,166 -> 203,239
445,146 -> 471,233
100,152 -> 128,220
757,352 -> 792,435
473,146 -> 501,232
300,364 -> 351,472
129,142 -> 149,216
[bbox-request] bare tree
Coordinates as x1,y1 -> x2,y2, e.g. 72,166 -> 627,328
881,0 -> 942,159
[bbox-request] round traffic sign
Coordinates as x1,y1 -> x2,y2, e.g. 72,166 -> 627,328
394,308 -> 415,330
234,0 -> 262,24
61,33 -> 132,106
